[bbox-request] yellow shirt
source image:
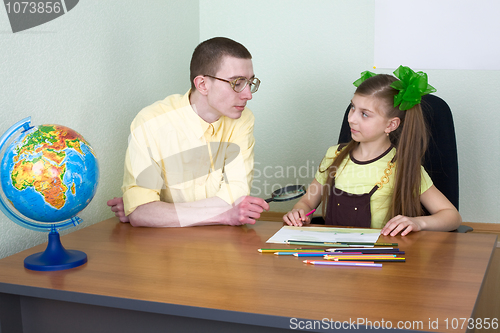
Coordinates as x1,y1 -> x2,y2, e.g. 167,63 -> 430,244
122,90 -> 255,216
315,145 -> 432,228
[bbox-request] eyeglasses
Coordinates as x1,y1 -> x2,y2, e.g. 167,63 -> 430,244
204,75 -> 260,93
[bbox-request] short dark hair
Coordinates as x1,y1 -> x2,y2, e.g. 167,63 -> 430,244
189,37 -> 252,90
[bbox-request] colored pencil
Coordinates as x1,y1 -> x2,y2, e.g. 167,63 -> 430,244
340,251 -> 405,255
291,253 -> 328,257
324,255 -> 397,259
287,240 -> 398,246
305,260 -> 376,264
325,257 -> 406,262
335,258 -> 405,262
304,260 -> 376,264
303,260 -> 382,267
286,241 -> 350,247
305,209 -> 316,217
329,249 -> 405,255
327,247 -> 396,252
292,252 -> 363,257
273,252 -> 361,256
324,254 -> 396,258
327,247 -> 395,251
258,248 -> 327,253
273,251 -> 339,256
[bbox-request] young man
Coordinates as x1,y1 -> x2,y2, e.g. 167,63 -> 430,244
107,37 -> 269,227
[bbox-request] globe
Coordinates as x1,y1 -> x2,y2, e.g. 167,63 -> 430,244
0,117 -> 99,271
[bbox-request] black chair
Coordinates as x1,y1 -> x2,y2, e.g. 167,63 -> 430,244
315,94 -> 471,232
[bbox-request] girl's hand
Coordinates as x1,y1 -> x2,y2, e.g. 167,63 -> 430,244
283,209 -> 311,227
381,215 -> 424,236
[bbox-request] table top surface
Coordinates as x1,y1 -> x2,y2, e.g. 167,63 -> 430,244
0,218 -> 497,332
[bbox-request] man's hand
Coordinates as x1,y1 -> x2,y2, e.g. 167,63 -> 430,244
224,196 -> 270,225
107,197 -> 129,223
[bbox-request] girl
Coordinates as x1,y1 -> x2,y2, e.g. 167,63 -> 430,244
283,66 -> 462,236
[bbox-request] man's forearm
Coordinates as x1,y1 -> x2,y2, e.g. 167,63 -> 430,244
128,196 -> 234,227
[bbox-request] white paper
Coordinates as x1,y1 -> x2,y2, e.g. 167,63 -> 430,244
374,0 -> 500,70
266,226 -> 382,245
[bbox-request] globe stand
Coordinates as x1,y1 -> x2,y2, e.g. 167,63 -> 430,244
24,229 -> 87,271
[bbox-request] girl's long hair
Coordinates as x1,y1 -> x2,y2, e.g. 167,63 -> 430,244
320,74 -> 428,221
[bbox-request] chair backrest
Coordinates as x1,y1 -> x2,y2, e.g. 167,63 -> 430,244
337,94 -> 459,210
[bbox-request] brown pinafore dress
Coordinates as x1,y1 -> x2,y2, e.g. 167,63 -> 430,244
324,146 -> 395,228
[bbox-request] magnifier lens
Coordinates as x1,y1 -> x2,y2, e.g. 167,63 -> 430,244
265,185 -> 306,203
274,188 -> 305,200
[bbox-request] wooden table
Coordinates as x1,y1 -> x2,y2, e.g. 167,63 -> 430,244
0,218 -> 497,333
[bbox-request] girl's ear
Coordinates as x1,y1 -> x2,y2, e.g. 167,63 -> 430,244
193,75 -> 209,96
387,117 -> 401,133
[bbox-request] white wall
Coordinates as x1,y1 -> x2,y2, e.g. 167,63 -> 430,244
200,0 -> 500,223
0,0 -> 199,258
1,0 -> 498,259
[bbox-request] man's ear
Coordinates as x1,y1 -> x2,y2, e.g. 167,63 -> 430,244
387,117 -> 401,133
193,75 -> 209,96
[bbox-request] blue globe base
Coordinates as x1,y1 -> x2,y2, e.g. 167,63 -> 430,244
24,231 -> 87,271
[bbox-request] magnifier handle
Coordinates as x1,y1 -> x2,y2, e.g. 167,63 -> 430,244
264,198 -> 273,203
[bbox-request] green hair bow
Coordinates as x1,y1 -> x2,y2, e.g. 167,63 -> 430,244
391,65 -> 436,111
352,65 -> 437,111
353,71 -> 377,87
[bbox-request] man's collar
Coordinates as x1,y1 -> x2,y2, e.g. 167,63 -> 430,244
185,90 -> 223,139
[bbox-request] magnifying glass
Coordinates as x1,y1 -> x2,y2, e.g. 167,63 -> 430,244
265,185 -> 306,203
